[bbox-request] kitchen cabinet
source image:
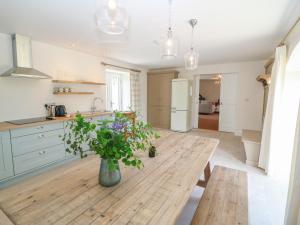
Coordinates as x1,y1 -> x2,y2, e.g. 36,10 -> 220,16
11,129 -> 64,156
64,114 -> 114,158
63,121 -> 81,159
0,113 -> 115,184
14,144 -> 65,175
10,123 -> 63,138
11,122 -> 65,175
147,70 -> 178,128
0,131 -> 14,180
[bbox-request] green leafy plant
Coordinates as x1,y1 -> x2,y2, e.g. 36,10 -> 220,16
63,112 -> 159,170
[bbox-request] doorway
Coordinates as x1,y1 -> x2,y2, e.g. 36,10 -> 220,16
198,76 -> 220,130
193,73 -> 237,133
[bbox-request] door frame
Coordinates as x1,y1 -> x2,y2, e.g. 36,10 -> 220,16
192,73 -> 238,131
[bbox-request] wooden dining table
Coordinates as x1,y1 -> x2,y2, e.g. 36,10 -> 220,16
0,130 -> 219,225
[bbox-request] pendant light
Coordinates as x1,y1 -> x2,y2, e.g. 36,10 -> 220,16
184,19 -> 199,70
95,0 -> 129,35
160,0 -> 178,59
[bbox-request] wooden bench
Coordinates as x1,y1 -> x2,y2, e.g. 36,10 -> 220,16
191,166 -> 248,225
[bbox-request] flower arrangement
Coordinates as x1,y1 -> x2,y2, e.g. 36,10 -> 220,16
63,112 -> 159,186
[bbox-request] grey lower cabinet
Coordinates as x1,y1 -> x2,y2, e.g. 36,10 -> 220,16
63,120 -> 88,159
0,113 -> 114,183
11,123 -> 65,175
14,144 -> 65,175
0,131 -> 14,180
64,114 -> 114,158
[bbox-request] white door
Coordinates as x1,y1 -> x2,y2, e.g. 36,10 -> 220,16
171,80 -> 189,110
219,73 -> 237,132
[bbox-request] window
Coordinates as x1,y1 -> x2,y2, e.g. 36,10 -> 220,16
106,69 -> 131,111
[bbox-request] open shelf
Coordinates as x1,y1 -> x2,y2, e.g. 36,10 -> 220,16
53,92 -> 94,95
52,80 -> 105,85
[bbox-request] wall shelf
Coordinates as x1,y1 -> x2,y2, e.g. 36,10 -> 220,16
53,92 -> 94,95
52,80 -> 105,85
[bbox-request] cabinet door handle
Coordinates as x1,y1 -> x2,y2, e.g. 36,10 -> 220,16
38,134 -> 45,138
37,126 -> 44,129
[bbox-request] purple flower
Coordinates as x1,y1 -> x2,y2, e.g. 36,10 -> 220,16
112,122 -> 123,131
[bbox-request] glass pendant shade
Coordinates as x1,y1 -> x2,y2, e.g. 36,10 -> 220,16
96,0 -> 129,35
184,19 -> 199,70
160,29 -> 178,59
184,48 -> 199,70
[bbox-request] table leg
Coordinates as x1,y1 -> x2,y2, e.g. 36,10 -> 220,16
196,162 -> 211,188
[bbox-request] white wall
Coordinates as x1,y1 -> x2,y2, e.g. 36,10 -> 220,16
177,61 -> 265,135
0,33 -> 147,122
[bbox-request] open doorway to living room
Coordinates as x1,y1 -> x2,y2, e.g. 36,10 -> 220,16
198,75 -> 221,131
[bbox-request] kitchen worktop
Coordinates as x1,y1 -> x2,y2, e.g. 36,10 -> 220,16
0,111 -> 114,132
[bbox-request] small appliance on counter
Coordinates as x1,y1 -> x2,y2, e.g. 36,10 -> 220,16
55,105 -> 67,117
45,103 -> 56,119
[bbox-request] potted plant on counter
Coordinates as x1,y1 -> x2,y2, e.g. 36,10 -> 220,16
63,112 -> 159,187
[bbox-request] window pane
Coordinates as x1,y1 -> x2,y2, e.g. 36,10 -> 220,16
105,69 -> 131,112
111,74 -> 120,110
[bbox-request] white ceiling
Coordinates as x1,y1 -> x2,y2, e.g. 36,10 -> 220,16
0,0 -> 299,69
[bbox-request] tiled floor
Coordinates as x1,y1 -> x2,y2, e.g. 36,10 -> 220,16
176,129 -> 289,225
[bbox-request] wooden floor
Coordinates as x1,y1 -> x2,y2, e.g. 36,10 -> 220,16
198,113 -> 219,131
0,130 -> 219,225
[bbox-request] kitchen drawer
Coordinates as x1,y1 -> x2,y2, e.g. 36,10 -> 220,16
13,144 -> 65,175
12,129 -> 64,156
11,122 -> 64,138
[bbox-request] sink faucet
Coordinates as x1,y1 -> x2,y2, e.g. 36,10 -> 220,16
91,97 -> 104,113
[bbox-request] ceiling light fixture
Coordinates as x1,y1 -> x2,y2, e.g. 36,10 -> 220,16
160,0 -> 178,59
184,19 -> 199,70
95,0 -> 129,35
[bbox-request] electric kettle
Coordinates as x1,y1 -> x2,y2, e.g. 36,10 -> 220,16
55,105 -> 67,117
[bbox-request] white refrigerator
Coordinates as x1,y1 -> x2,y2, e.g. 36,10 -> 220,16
171,79 -> 192,132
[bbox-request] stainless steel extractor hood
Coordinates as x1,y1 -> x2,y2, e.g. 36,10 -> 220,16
0,34 -> 52,79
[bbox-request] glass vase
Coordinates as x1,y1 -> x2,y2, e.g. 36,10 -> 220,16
99,158 -> 121,187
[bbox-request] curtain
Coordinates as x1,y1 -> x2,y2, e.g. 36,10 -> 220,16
259,46 -> 287,173
130,71 -> 141,113
285,103 -> 300,225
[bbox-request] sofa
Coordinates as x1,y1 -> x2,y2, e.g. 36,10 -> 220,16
199,101 -> 216,114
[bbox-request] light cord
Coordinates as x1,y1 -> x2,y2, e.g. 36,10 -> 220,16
191,25 -> 194,50
168,0 -> 172,30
